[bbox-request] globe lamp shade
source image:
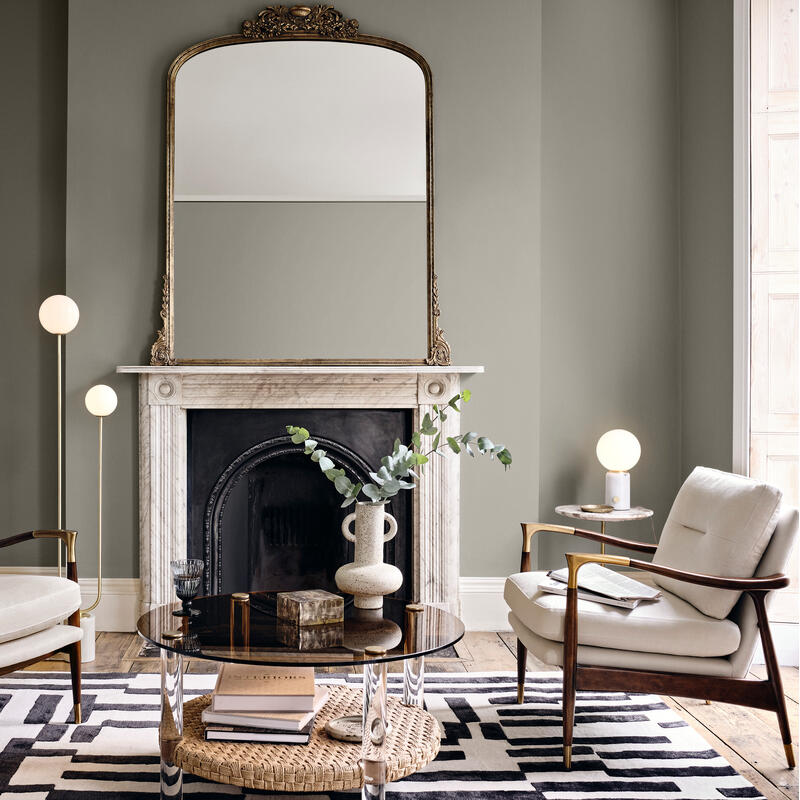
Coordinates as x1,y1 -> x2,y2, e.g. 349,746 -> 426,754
596,429 -> 641,510
85,385 -> 118,417
39,295 -> 80,335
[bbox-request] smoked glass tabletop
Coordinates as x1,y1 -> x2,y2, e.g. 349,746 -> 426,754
137,594 -> 464,667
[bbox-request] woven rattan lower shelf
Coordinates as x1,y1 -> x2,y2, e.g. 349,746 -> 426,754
174,685 -> 441,792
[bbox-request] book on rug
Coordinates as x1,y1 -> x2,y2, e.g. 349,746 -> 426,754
204,717 -> 314,744
211,664 -> 316,712
547,562 -> 661,601
201,686 -> 328,731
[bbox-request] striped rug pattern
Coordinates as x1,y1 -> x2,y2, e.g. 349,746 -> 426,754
0,671 -> 763,798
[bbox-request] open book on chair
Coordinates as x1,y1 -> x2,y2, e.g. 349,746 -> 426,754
541,563 -> 661,609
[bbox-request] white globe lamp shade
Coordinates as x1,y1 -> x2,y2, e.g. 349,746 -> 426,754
39,295 -> 80,335
84,384 -> 118,417
596,429 -> 641,472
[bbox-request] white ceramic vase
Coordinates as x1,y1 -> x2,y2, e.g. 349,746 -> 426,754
335,501 -> 403,609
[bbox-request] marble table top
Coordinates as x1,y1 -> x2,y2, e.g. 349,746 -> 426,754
555,504 -> 654,523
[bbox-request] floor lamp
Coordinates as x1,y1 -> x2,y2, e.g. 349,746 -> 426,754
80,384 -> 118,663
38,295 -> 80,577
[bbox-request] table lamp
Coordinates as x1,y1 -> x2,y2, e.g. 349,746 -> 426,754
596,429 -> 641,511
80,384 -> 118,662
38,295 -> 80,576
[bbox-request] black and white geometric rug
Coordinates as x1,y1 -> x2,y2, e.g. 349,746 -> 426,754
0,671 -> 764,798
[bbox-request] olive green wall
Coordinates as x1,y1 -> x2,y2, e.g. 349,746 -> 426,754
678,0 -> 734,477
3,0 -> 735,582
0,0 -> 67,566
538,0 -> 682,568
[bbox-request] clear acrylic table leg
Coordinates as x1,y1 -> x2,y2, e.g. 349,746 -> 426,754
362,653 -> 388,800
159,648 -> 183,800
403,655 -> 424,707
403,603 -> 425,708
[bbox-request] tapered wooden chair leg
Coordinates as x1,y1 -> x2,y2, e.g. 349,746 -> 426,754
517,640 -> 527,704
562,586 -> 578,769
751,592 -> 794,769
68,640 -> 82,724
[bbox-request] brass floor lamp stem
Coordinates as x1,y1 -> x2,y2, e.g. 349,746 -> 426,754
83,416 -> 103,614
57,334 -> 62,578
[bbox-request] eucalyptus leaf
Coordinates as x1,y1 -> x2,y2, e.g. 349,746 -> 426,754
432,432 -> 440,451
412,431 -> 421,450
477,437 -> 494,453
310,449 -> 326,462
334,475 -> 353,495
363,483 -> 382,502
446,437 -> 461,454
304,439 -> 318,454
318,456 -> 335,472
461,389 -> 471,402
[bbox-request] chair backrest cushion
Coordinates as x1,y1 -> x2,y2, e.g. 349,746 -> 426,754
652,466 -> 782,619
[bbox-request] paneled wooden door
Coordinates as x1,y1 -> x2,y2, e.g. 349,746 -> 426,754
750,0 -> 799,623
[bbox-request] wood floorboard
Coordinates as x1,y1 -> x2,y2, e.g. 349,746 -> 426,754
21,631 -> 798,800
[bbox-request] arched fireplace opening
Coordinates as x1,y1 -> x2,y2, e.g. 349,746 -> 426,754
187,409 -> 413,599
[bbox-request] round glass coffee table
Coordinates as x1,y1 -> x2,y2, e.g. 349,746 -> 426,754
137,594 -> 464,799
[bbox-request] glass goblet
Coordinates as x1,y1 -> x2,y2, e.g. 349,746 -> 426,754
170,559 -> 204,617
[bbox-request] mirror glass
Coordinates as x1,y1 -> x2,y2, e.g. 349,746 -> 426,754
172,40 -> 428,361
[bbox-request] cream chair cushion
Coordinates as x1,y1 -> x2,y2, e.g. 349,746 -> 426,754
504,570 -> 741,658
0,623 -> 82,670
0,575 -> 81,644
510,613 -> 737,677
653,466 -> 782,619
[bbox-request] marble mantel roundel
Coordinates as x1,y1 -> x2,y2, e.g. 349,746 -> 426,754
117,365 -> 483,616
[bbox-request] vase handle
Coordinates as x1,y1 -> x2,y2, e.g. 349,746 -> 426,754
383,513 -> 398,542
341,512 -> 357,543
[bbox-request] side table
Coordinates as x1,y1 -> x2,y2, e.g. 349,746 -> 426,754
555,505 -> 654,554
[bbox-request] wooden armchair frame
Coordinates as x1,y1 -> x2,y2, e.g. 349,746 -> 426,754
0,530 -> 82,722
517,523 -> 794,770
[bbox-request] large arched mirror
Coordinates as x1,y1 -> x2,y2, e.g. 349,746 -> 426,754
150,5 -> 450,365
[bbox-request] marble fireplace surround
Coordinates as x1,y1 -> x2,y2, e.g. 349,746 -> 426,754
117,365 -> 482,616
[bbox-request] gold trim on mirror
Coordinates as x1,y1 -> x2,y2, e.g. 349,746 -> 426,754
152,4 -> 449,366
242,5 -> 359,39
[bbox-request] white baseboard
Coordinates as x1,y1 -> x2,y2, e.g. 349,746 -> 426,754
0,567 -> 140,632
459,577 -> 511,632
752,622 -> 799,667
459,575 -> 799,667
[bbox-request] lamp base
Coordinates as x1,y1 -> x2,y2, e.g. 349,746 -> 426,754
79,613 -> 96,663
604,472 -> 630,510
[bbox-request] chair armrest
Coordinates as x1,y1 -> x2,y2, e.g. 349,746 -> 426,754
519,522 -> 658,572
0,530 -> 78,582
564,552 -> 789,592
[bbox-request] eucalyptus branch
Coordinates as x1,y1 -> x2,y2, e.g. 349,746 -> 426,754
287,391 -> 511,508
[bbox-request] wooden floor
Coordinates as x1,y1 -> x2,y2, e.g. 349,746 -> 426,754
29,631 -> 798,800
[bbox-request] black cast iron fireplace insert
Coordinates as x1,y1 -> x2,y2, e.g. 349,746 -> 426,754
187,409 -> 413,599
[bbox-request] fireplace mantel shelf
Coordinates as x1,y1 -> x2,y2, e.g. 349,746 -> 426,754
118,365 -> 483,374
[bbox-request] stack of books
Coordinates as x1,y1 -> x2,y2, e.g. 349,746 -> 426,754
202,664 -> 328,744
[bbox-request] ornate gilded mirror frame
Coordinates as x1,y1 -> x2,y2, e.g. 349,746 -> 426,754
151,4 -> 450,366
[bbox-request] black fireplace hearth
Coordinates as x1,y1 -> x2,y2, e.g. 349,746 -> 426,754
187,409 -> 413,599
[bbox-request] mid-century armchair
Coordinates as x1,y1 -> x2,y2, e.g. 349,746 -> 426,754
0,530 -> 83,723
505,467 -> 798,770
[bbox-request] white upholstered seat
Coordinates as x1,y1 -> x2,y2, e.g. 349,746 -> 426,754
0,575 -> 82,644
504,570 -> 741,658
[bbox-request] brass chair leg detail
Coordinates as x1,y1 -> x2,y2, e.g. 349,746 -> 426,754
785,743 -> 796,770
73,703 -> 82,724
705,699 -> 711,705
563,744 -> 572,769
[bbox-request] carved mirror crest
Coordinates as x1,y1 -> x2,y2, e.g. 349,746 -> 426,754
151,4 -> 450,366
